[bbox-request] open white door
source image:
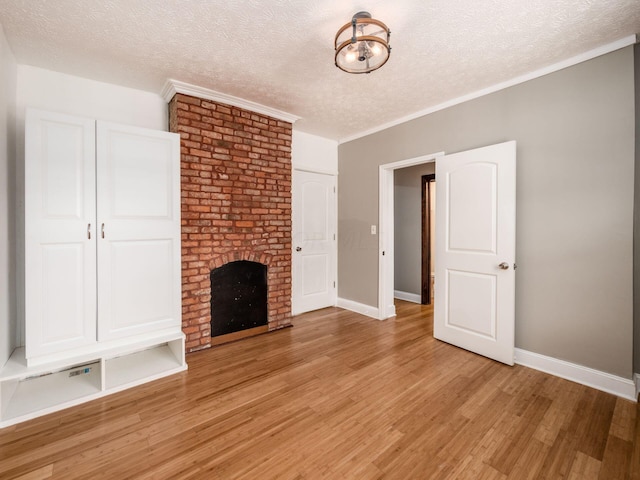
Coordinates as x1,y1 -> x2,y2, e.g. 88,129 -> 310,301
292,170 -> 337,315
434,141 -> 516,365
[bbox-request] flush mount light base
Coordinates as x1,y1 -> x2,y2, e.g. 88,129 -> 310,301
335,11 -> 391,74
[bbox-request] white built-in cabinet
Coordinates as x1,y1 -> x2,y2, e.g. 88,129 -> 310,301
0,109 -> 186,428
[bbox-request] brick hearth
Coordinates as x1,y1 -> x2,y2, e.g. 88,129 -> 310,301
169,94 -> 292,352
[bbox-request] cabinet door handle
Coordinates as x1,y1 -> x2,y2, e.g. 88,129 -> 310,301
101,223 -> 105,239
87,223 -> 91,239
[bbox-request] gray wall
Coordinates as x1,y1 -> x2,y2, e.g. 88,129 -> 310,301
0,26 -> 17,368
394,163 -> 435,295
339,47 -> 635,379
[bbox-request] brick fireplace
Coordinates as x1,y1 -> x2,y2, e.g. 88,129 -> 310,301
169,93 -> 292,352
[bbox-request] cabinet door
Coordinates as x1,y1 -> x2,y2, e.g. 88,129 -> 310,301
96,122 -> 181,341
25,109 -> 97,359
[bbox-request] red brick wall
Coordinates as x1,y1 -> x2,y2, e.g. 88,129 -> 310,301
169,93 -> 292,352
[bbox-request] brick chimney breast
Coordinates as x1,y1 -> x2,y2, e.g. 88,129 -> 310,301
169,94 -> 292,352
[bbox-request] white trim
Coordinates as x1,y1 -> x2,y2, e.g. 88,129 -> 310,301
394,290 -> 421,304
161,79 -> 301,124
379,152 -> 443,321
380,152 -> 445,171
339,35 -> 638,144
292,165 -> 339,176
337,297 -> 382,320
515,348 -> 637,402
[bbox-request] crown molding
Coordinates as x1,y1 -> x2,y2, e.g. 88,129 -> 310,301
339,34 -> 638,144
161,79 -> 300,124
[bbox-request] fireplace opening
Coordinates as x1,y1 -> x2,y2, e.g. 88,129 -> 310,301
210,260 -> 268,338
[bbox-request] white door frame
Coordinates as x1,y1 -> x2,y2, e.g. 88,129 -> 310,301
378,151 -> 444,320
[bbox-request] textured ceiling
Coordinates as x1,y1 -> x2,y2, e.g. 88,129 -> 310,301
1,0 -> 639,141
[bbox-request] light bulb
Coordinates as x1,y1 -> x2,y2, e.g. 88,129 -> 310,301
345,51 -> 357,63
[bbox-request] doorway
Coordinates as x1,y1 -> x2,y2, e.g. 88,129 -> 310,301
378,152 -> 443,320
380,142 -> 516,365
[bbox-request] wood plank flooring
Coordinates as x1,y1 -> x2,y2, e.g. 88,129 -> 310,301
1,300 -> 638,479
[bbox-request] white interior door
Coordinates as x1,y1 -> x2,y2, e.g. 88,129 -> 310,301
96,122 -> 181,341
434,141 -> 516,365
292,170 -> 336,315
25,109 -> 97,359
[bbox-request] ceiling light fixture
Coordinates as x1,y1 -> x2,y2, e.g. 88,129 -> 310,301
334,11 -> 391,74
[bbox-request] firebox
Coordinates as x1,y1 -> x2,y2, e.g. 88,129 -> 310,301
210,260 -> 268,337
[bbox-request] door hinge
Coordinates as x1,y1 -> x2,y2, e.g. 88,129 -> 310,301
333,186 -> 336,193
333,233 -> 336,240
333,281 -> 336,288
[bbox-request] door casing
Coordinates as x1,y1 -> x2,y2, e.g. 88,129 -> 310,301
421,174 -> 436,305
378,152 -> 443,320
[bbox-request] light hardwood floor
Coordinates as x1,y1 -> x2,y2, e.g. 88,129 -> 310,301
1,301 -> 639,479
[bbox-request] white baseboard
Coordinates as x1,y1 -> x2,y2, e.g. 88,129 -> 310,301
515,348 -> 637,402
336,298 -> 380,320
394,290 -> 421,304
328,304 -> 638,401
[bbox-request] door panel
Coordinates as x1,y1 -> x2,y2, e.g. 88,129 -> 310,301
25,109 -> 97,359
447,270 -> 496,338
447,163 -> 497,253
435,141 -> 516,365
40,244 -> 88,343
302,254 -> 329,296
96,122 -> 181,340
109,240 -> 174,330
292,170 -> 336,315
109,134 -> 173,218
